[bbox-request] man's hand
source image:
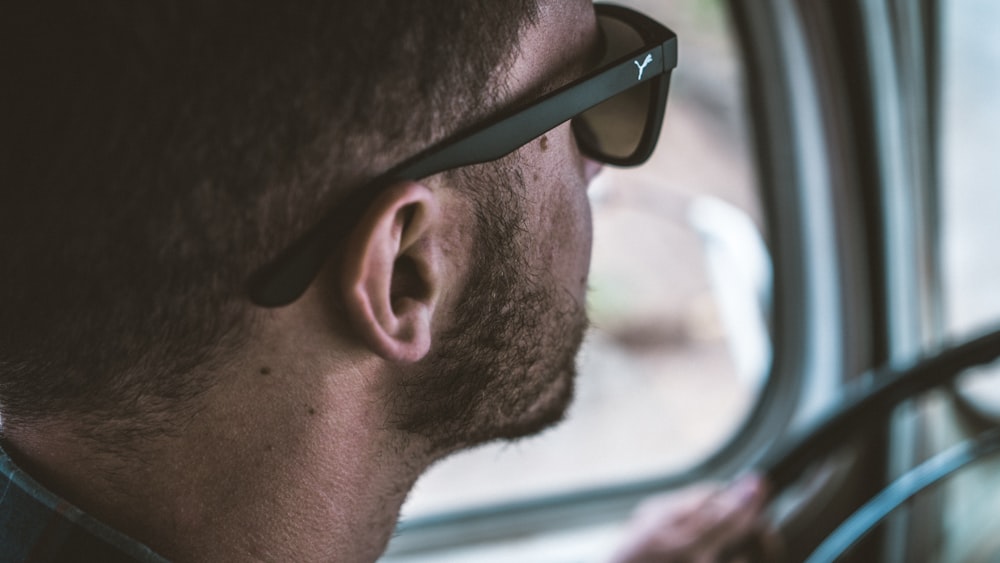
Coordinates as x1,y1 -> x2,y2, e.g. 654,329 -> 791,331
610,474 -> 779,563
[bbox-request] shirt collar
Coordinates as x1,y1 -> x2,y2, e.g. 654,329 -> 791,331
0,443 -> 168,562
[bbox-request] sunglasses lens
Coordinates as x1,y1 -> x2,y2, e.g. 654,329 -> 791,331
573,14 -> 652,162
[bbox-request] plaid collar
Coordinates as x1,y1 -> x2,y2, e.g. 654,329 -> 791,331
0,444 -> 168,562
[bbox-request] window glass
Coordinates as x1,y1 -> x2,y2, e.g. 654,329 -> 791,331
940,0 -> 1000,414
402,0 -> 768,517
940,0 -> 1000,337
937,4 -> 1000,562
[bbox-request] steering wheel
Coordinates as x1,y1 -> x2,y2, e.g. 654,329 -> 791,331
753,327 -> 1000,562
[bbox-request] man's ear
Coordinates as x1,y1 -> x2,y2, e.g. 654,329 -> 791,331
340,181 -> 445,363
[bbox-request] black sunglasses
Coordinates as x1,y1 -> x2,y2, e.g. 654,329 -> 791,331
249,3 -> 678,307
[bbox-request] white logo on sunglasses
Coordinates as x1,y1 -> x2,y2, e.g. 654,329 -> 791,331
634,53 -> 653,80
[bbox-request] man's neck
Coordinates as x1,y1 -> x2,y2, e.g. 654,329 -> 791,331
2,359 -> 433,561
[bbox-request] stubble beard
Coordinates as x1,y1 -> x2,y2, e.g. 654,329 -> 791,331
386,163 -> 589,456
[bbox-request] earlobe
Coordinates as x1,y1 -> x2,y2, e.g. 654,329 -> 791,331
341,181 -> 442,363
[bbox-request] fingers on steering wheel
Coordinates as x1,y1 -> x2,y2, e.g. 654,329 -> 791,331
699,475 -> 770,558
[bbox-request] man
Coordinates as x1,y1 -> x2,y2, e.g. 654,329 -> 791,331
1,0 -> 770,560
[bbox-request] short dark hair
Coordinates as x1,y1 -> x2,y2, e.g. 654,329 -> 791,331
0,0 -> 539,426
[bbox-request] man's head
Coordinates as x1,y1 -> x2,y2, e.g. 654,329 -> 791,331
0,3 -> 677,558
1,0 -> 675,458
0,0 -> 544,433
